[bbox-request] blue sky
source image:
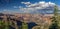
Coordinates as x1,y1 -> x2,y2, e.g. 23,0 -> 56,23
0,0 -> 60,14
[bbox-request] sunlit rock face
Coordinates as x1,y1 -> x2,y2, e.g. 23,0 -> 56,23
0,13 -> 53,22
0,13 -> 53,29
0,13 -> 53,26
13,13 -> 53,25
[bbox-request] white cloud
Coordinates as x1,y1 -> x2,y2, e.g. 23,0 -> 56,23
3,9 -> 7,11
27,1 -> 55,8
39,1 -> 45,4
48,2 -> 55,5
58,6 -> 60,10
14,6 -> 18,8
20,1 -> 56,13
3,9 -> 10,12
21,2 -> 31,5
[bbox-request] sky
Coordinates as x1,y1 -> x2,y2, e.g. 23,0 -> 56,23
0,0 -> 60,14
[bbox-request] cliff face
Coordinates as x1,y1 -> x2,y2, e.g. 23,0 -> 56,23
0,13 -> 53,29
0,13 -> 53,24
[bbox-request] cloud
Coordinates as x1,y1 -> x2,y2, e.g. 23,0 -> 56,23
3,9 -> 9,12
21,2 -> 31,5
57,5 -> 60,13
14,6 -> 18,8
27,1 -> 55,8
58,6 -> 60,10
20,1 -> 56,13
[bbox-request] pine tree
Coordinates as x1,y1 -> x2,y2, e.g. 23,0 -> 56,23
21,17 -> 28,29
22,22 -> 28,29
49,6 -> 58,29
